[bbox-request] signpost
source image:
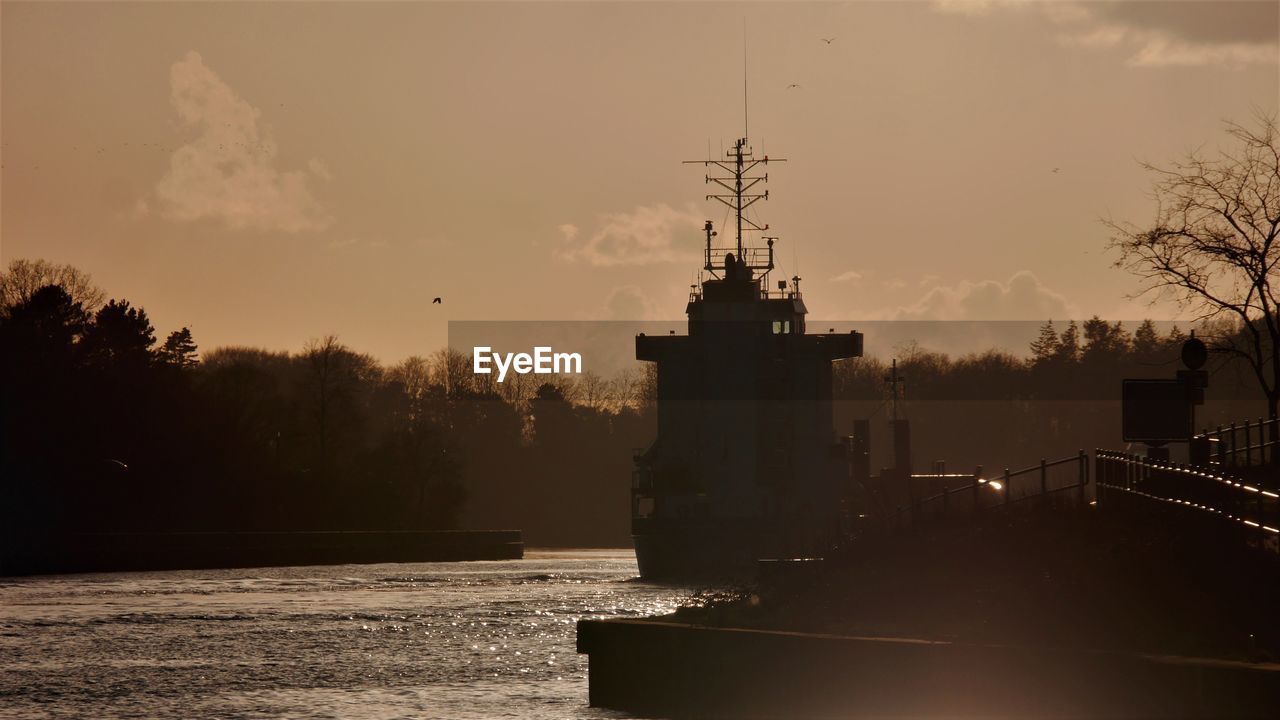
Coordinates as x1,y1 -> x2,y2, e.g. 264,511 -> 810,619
1120,335 -> 1210,460
1121,380 -> 1191,443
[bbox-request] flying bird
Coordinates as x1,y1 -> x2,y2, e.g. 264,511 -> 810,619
433,297 -> 442,304
1052,167 -> 1061,173
786,83 -> 802,90
821,37 -> 835,44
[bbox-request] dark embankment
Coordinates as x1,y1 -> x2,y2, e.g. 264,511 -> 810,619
0,530 -> 523,576
578,619 -> 1280,718
579,502 -> 1280,717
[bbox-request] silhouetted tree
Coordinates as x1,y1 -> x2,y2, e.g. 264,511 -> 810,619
158,327 -> 200,368
1054,321 -> 1081,364
80,300 -> 156,369
1081,317 -> 1129,363
0,285 -> 89,366
1107,112 -> 1280,436
297,335 -> 379,474
950,350 -> 1026,400
0,259 -> 105,316
1132,319 -> 1161,359
1029,321 -> 1060,364
0,286 -> 95,534
833,356 -> 887,401
389,356 -> 432,409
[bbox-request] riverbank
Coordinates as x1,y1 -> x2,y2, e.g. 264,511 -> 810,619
0,529 -> 523,575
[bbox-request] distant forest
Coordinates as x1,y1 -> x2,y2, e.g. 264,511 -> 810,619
0,260 -> 1268,546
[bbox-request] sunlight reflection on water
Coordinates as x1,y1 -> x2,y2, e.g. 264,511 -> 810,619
0,549 -> 693,719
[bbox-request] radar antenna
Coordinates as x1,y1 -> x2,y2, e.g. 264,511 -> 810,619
683,138 -> 786,281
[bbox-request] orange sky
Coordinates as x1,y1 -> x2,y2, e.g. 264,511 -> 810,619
2,1 -> 1277,362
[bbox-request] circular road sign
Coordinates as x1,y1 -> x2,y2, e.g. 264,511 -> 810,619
1181,337 -> 1208,370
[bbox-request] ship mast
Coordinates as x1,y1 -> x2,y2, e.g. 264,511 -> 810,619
683,139 -> 785,281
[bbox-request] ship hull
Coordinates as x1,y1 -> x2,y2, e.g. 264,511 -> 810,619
632,519 -> 775,582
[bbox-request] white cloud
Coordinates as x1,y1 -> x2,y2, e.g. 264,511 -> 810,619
1057,21 -> 1277,68
1058,23 -> 1127,50
935,1 -> 1278,69
890,270 -> 1078,320
1125,36 -> 1278,69
603,285 -> 657,321
153,51 -> 332,233
830,270 -> 863,283
556,203 -> 704,267
930,0 -> 1032,17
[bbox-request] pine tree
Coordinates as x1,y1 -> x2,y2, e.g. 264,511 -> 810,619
159,327 -> 200,368
1054,320 -> 1081,363
1132,319 -> 1160,357
1082,316 -> 1129,362
1029,320 -> 1059,364
80,299 -> 155,369
1111,321 -> 1130,355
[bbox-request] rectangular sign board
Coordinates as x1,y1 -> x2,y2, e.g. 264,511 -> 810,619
1122,379 -> 1191,443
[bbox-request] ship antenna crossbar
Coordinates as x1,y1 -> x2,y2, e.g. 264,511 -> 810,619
684,137 -> 785,278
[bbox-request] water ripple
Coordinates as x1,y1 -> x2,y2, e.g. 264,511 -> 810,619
0,551 -> 685,719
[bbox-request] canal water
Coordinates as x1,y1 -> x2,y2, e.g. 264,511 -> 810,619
0,550 -> 693,719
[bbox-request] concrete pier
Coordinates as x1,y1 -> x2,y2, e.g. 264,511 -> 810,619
577,618 -> 1280,718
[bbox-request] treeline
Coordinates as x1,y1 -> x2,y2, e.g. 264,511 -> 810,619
0,261 -> 654,543
830,318 -> 1267,479
835,318 -> 1259,403
1,260 -> 1270,545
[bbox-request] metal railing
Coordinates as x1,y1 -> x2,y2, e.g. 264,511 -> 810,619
892,450 -> 1091,526
1096,449 -> 1280,553
1196,417 -> 1279,469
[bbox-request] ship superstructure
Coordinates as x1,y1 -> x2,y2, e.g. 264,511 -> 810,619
631,137 -> 863,580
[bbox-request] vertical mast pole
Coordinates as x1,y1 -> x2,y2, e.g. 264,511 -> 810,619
740,18 -> 748,260
736,141 -> 744,258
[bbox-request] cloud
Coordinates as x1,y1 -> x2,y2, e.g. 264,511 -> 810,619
556,203 -> 704,266
1124,36 -> 1278,69
830,270 -> 863,283
934,0 -> 1278,68
1089,1 -> 1278,46
557,223 -> 579,242
930,0 -> 1032,17
153,51 -> 332,233
603,285 -> 657,321
889,271 -> 1078,320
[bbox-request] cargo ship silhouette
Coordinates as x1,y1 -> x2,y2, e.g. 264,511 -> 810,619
631,137 -> 864,580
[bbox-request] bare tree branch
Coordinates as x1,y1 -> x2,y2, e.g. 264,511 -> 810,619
1107,113 -> 1280,425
